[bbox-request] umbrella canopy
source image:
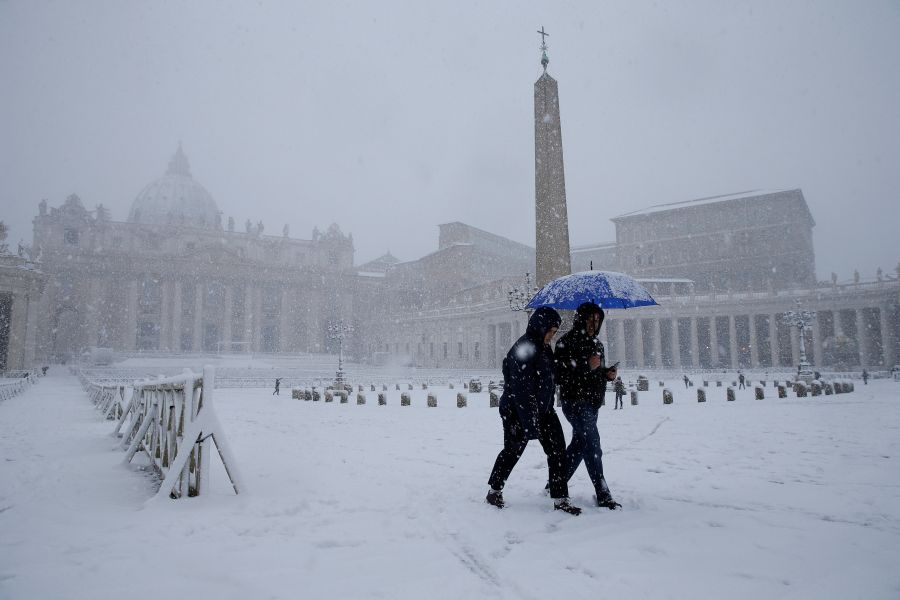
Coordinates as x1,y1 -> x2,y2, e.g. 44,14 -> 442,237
526,270 -> 659,310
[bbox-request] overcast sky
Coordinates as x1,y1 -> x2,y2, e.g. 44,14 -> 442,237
2,1 -> 898,280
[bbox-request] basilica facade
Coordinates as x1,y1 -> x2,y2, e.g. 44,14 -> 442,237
31,146 -> 356,363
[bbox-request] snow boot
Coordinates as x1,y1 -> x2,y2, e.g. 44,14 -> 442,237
553,498 -> 582,516
486,489 -> 505,509
595,476 -> 621,510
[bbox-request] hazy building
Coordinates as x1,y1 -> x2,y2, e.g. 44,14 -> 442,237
0,249 -> 46,370
32,147 -> 355,362
613,189 -> 816,292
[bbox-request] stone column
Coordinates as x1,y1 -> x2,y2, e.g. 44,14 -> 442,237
222,286 -> 233,353
748,314 -> 759,368
812,313 -> 823,368
769,313 -> 779,368
279,287 -> 290,352
244,285 -> 254,350
635,320 -> 645,368
125,280 -> 138,352
690,317 -> 699,368
651,318 -> 662,368
252,287 -> 263,352
789,325 -> 800,366
880,304 -> 895,367
158,279 -> 172,352
172,281 -> 182,352
729,314 -> 739,369
671,317 -> 682,368
856,308 -> 870,367
83,277 -> 102,349
615,318 -> 626,366
193,282 -> 204,352
709,316 -> 719,368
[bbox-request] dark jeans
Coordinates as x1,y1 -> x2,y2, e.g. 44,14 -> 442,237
561,401 -> 605,495
615,393 -> 624,408
488,404 -> 569,499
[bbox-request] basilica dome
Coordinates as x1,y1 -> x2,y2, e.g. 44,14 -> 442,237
128,144 -> 221,230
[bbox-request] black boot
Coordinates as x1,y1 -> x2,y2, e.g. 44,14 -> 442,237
553,498 -> 582,515
596,476 -> 621,510
486,489 -> 505,509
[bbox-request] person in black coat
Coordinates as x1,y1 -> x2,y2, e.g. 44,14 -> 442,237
486,306 -> 581,515
554,302 -> 621,509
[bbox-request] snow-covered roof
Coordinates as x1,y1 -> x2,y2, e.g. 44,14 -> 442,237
357,271 -> 386,278
637,277 -> 694,284
571,241 -> 616,252
612,189 -> 795,220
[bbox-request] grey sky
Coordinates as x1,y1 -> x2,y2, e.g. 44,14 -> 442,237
2,1 -> 898,280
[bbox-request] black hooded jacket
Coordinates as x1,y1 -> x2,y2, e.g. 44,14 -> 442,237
554,307 -> 613,407
498,307 -> 562,439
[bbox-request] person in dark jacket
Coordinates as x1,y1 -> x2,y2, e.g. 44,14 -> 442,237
486,307 -> 581,515
554,302 -> 621,509
273,378 -> 281,395
614,376 -> 626,409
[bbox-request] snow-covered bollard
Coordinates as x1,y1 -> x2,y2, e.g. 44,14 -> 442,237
489,391 -> 499,408
703,380 -> 709,387
408,383 -> 414,391
371,384 -> 376,392
833,381 -> 844,394
422,382 -> 428,390
339,391 -> 348,404
847,382 -> 855,393
358,384 -> 364,392
794,382 -> 808,397
759,381 -> 766,387
637,375 -> 649,391
659,381 -> 665,387
312,389 -> 320,402
717,381 -> 723,388
324,390 -> 334,402
427,393 -> 437,408
755,386 -> 765,400
448,382 -> 454,390
292,388 -> 302,399
464,382 -> 469,390
697,388 -> 707,403
662,389 -> 673,404
383,384 -> 388,391
401,392 -> 411,406
457,392 -> 467,408
395,383 -> 400,391
726,387 -> 735,402
810,382 -> 822,396
777,385 -> 787,398
378,392 -> 386,406
356,392 -> 365,405
823,382 -> 834,395
731,381 -> 737,388
773,380 -> 780,387
630,390 -> 639,406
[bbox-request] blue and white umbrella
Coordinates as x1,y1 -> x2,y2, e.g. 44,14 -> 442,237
526,270 -> 659,310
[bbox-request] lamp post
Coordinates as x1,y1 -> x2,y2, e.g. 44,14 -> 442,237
781,300 -> 817,382
508,272 -> 538,312
327,319 -> 354,388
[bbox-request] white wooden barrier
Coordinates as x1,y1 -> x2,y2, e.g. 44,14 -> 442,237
0,377 -> 32,402
111,366 -> 243,500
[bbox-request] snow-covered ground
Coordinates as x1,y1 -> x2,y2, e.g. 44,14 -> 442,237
2,367 -> 899,599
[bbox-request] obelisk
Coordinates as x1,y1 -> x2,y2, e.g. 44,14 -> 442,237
534,27 -> 572,287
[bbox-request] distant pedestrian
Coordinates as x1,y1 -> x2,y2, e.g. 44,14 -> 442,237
738,372 -> 746,389
614,376 -> 626,410
486,307 -> 582,515
683,374 -> 689,389
273,378 -> 281,395
862,369 -> 869,385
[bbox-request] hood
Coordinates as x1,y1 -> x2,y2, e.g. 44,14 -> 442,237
526,307 -> 562,341
573,302 -> 604,333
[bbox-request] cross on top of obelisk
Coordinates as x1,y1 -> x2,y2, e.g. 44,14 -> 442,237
537,26 -> 550,71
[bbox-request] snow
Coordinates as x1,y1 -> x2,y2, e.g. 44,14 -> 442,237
2,367 -> 899,599
612,189 -> 792,220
